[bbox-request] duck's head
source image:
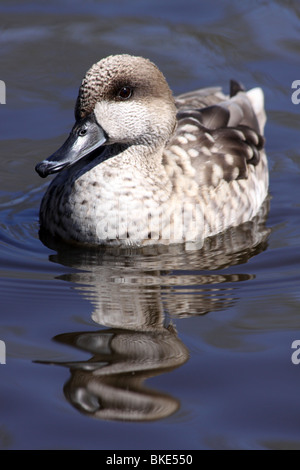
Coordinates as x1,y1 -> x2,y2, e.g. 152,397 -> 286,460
35,54 -> 177,177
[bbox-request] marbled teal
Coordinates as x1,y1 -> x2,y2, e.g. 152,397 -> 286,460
35,54 -> 268,247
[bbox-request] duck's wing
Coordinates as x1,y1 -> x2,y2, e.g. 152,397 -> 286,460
175,86 -> 227,109
164,81 -> 265,188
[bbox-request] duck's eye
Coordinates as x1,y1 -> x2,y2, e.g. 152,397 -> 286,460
117,87 -> 133,100
78,128 -> 87,137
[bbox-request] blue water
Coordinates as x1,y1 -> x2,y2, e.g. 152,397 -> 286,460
0,0 -> 300,450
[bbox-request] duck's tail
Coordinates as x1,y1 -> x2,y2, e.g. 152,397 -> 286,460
229,80 -> 266,134
246,87 -> 266,134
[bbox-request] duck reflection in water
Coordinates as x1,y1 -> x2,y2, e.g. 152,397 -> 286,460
49,326 -> 188,422
37,200 -> 270,421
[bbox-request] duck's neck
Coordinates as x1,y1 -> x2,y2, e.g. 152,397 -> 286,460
109,139 -> 165,167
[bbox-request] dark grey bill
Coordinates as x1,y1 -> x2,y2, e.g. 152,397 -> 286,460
35,113 -> 107,178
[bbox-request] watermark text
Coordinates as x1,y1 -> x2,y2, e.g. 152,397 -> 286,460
0,340 -> 6,364
0,80 -> 6,104
291,80 -> 300,105
291,340 -> 300,365
105,454 -> 192,466
95,201 -> 204,244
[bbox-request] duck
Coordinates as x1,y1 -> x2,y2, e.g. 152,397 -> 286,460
35,54 -> 268,248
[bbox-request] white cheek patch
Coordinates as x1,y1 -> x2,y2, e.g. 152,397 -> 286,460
94,100 -> 150,142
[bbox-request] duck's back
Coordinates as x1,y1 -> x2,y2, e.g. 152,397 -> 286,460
162,81 -> 268,238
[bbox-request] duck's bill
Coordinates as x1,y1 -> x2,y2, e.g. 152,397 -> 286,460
35,113 -> 107,178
